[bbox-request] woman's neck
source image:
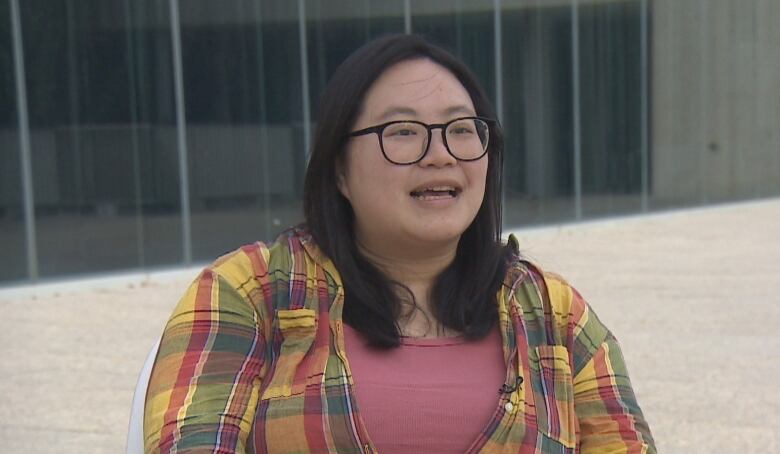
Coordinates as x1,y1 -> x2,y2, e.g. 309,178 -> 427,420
357,235 -> 456,288
356,234 -> 460,337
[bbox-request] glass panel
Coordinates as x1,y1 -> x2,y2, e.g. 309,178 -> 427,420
0,0 -> 27,283
180,1 -> 305,261
21,0 -> 181,278
501,1 -> 575,227
578,0 -> 643,218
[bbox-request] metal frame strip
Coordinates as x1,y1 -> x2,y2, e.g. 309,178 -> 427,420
10,0 -> 38,281
169,0 -> 192,263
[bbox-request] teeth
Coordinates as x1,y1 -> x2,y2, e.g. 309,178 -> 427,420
409,184 -> 460,199
427,186 -> 455,191
413,186 -> 456,193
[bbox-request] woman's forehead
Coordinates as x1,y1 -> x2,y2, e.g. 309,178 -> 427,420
361,59 -> 475,121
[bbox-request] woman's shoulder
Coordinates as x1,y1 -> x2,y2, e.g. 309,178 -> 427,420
504,235 -> 593,337
504,244 -> 612,370
205,240 -> 272,288
203,225 -> 330,288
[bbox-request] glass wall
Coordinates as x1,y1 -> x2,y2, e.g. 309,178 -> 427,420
500,0 -> 645,226
577,0 -> 644,217
178,1 -> 305,262
2,0 -> 779,284
12,0 -> 182,279
501,1 -> 576,226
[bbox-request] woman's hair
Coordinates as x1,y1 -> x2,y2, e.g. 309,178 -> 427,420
303,33 -> 511,348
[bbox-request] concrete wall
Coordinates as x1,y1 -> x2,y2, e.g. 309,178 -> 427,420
651,0 -> 780,202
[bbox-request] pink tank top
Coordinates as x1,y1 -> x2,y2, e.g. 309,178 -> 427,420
342,323 -> 506,453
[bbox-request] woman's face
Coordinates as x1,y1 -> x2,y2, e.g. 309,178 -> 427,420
338,58 -> 489,251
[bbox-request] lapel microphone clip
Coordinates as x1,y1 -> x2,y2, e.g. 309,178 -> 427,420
498,376 -> 524,395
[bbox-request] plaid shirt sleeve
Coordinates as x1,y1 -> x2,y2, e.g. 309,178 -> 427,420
545,274 -> 656,453
143,246 -> 269,453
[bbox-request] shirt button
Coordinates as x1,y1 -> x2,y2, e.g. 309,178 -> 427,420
504,402 -> 514,412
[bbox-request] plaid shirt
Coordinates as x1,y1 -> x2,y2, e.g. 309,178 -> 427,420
144,228 -> 655,453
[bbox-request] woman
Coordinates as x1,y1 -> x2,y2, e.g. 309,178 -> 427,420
144,34 -> 655,453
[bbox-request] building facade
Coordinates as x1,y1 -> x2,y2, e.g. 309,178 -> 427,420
2,0 -> 779,284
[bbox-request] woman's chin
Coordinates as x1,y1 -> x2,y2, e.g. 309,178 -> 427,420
403,222 -> 470,247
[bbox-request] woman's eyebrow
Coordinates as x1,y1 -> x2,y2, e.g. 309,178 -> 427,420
376,106 -> 418,122
376,105 -> 476,122
441,105 -> 476,117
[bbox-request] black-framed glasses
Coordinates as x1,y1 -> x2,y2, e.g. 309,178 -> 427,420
347,116 -> 494,165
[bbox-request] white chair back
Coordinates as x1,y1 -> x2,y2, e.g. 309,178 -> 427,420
126,337 -> 162,454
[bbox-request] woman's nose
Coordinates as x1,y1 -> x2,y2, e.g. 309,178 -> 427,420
419,129 -> 457,167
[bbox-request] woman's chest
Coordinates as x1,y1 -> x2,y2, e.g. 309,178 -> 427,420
245,309 -> 579,453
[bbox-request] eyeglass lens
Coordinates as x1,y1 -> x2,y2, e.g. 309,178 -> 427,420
381,118 -> 489,163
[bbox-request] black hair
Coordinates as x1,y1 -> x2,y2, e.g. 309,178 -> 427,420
303,33 -> 511,348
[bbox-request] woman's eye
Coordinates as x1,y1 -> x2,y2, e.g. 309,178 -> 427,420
386,126 -> 418,137
451,126 -> 474,135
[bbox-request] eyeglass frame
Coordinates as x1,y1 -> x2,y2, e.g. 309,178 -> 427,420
346,116 -> 495,165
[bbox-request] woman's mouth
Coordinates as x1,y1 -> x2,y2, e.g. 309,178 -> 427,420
410,186 -> 461,200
